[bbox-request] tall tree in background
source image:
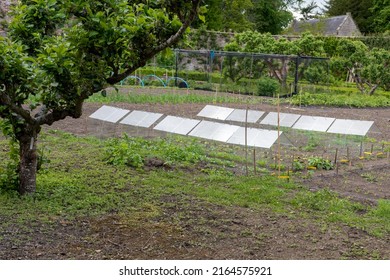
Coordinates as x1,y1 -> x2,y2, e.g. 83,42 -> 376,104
248,0 -> 293,34
298,0 -> 320,20
0,0 -> 202,195
324,0 -> 374,34
371,0 -> 390,33
221,0 -> 254,32
192,0 -> 224,30
196,0 -> 304,33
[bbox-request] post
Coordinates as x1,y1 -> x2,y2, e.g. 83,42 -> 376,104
175,49 -> 178,87
245,104 -> 249,176
253,149 -> 256,175
294,56 -> 300,95
292,155 -> 295,172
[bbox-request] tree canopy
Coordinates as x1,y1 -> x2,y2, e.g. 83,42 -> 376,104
0,0 -> 202,195
194,0 -> 304,34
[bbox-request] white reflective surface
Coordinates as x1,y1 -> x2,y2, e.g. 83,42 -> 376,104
293,116 -> 335,132
154,116 -> 200,135
260,112 -> 301,127
120,111 -> 163,128
89,105 -> 130,123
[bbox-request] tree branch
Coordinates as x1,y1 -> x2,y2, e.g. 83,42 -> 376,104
36,98 -> 84,126
106,0 -> 201,85
0,89 -> 36,125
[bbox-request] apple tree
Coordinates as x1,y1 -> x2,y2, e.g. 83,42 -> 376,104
0,0 -> 202,195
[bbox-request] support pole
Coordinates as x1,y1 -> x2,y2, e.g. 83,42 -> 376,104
175,49 -> 178,87
294,56 -> 300,95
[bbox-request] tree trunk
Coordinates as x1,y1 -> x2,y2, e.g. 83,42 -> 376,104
18,130 -> 39,195
368,84 -> 378,95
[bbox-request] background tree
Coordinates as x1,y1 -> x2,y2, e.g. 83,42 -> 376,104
298,1 -> 320,20
221,0 -> 254,32
371,0 -> 390,33
223,31 -> 326,87
191,0 -> 224,30
0,0 -> 202,195
247,0 -> 293,34
330,39 -> 379,94
194,0 -> 303,34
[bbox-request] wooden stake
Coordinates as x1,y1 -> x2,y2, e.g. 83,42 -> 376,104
334,148 -> 338,165
360,142 -> 363,157
277,92 -> 281,177
292,155 -> 295,172
371,143 -> 374,154
287,167 -> 290,182
245,104 -> 249,176
253,149 -> 257,175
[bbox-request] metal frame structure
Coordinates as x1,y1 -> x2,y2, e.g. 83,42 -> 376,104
174,49 -> 329,94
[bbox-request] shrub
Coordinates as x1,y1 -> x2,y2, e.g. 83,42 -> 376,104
256,77 -> 279,97
304,65 -> 327,84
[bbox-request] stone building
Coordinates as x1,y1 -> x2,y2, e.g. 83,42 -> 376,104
290,13 -> 362,37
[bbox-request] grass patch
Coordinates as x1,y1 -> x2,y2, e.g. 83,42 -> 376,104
87,86 -> 248,104
291,91 -> 390,108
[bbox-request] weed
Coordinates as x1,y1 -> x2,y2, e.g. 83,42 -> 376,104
292,160 -> 305,171
360,173 -> 378,183
303,134 -> 320,152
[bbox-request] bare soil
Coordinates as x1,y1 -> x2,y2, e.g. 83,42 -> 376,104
1,88 -> 389,260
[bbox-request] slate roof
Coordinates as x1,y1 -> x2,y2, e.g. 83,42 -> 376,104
291,13 -> 361,36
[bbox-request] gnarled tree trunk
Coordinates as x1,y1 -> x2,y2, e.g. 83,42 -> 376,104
17,126 -> 40,195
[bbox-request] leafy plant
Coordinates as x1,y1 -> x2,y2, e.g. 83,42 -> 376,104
292,160 -> 305,171
307,156 -> 334,170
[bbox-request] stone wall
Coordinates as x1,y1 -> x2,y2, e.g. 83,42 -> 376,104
0,0 -> 13,36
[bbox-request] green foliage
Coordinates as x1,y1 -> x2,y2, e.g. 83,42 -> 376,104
307,156 -> 334,170
291,91 -> 390,107
303,134 -> 320,151
1,0 -> 202,194
303,64 -> 328,84
104,135 -> 209,169
256,77 -> 280,97
292,160 -> 305,171
0,139 -> 19,192
220,0 -> 254,32
248,0 -> 293,34
88,88 -> 244,104
369,200 -> 390,220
